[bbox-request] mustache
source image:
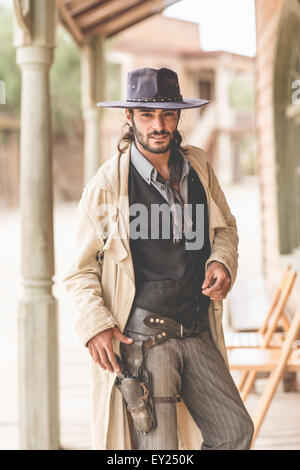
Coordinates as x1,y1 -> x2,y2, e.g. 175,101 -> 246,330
148,130 -> 171,138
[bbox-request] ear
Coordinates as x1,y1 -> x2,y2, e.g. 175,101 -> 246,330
125,108 -> 132,125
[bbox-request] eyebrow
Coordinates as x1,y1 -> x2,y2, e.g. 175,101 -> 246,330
137,108 -> 176,113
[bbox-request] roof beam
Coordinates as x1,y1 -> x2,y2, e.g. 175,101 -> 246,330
68,0 -> 111,17
56,0 -> 86,46
76,0 -> 145,30
58,0 -> 182,43
83,0 -> 181,38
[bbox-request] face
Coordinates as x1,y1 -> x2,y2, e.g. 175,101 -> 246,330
126,108 -> 180,155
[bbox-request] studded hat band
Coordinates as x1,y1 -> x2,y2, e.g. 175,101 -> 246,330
126,95 -> 183,103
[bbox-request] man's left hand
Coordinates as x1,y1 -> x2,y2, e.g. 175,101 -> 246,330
201,261 -> 231,300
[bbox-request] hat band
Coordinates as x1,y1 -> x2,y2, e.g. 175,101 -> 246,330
126,95 -> 183,103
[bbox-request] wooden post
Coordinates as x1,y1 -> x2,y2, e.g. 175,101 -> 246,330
215,59 -> 234,184
81,34 -> 106,186
13,0 -> 60,449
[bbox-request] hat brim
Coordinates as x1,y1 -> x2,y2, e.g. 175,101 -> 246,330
96,99 -> 210,109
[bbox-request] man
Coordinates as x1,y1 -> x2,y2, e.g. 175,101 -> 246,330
63,67 -> 254,450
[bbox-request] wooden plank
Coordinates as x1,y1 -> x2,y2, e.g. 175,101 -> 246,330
251,307 -> 300,445
60,0 -> 182,41
76,0 -> 143,29
69,0 -> 110,17
84,0 -> 180,37
241,370 -> 257,401
82,0 -> 160,35
258,264 -> 291,335
262,271 -> 297,347
228,347 -> 300,371
57,0 -> 86,46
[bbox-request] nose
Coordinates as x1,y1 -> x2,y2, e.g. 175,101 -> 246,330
152,115 -> 164,133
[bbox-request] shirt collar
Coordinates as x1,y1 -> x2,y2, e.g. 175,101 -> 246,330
130,140 -> 191,185
131,141 -> 154,184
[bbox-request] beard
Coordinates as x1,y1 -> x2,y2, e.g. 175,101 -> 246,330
131,118 -> 177,155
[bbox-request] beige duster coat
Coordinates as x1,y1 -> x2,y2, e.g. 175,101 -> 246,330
63,143 -> 239,450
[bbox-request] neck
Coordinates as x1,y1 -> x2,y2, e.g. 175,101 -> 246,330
134,139 -> 172,177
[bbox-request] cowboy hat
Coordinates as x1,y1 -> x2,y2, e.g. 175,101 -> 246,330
96,67 -> 210,109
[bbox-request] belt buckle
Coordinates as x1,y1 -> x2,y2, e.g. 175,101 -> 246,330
180,323 -> 184,338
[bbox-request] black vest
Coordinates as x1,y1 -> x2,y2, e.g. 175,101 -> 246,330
128,159 -> 211,327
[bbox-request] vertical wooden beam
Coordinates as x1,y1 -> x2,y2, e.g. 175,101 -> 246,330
13,0 -> 60,450
56,0 -> 85,47
215,59 -> 234,184
81,34 -> 106,186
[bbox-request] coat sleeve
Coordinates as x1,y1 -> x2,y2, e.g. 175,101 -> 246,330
205,161 -> 239,291
62,191 -> 117,347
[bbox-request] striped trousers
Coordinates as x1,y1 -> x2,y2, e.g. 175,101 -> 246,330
120,317 -> 254,450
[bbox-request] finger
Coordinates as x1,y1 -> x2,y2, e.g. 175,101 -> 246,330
210,294 -> 226,300
98,348 -> 114,373
203,273 -> 221,291
96,359 -> 106,370
203,288 -> 226,299
212,279 -> 230,297
210,287 -> 229,299
113,327 -> 134,344
88,343 -> 94,358
90,344 -> 106,370
106,347 -> 121,374
202,284 -> 221,296
202,270 -> 214,289
203,277 -> 225,295
89,343 -> 98,362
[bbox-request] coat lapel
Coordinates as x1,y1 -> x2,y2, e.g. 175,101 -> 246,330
184,148 -> 227,246
103,146 -> 135,284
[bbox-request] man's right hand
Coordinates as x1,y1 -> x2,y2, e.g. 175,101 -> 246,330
87,326 -> 133,374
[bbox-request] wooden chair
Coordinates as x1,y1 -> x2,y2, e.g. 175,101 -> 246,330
225,265 -> 296,350
228,306 -> 300,448
226,266 -> 297,396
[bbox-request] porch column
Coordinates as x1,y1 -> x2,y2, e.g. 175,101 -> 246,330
216,131 -> 233,185
81,34 -> 106,186
13,0 -> 59,449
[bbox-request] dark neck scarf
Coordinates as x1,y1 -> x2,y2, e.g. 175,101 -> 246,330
156,147 -> 193,244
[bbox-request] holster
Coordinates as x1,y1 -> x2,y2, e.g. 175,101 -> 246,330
116,307 -> 200,434
116,374 -> 155,433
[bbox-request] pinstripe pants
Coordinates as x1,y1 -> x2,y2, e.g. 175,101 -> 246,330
120,317 -> 254,450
